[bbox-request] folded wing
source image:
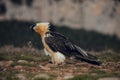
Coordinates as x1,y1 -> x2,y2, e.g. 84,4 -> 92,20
45,32 -> 101,65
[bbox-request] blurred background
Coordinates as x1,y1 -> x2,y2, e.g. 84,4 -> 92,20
0,0 -> 120,52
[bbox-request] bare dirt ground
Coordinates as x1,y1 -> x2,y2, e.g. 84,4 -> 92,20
0,45 -> 120,80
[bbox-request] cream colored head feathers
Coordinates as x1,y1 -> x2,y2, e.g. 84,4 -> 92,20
33,22 -> 50,36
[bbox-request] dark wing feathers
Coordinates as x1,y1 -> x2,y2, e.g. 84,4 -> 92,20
45,32 -> 101,65
45,32 -> 87,57
45,32 -> 74,56
74,45 -> 88,57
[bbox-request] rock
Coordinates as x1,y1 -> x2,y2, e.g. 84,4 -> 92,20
18,60 -> 28,64
29,67 -> 40,72
0,60 -> 13,67
98,77 -> 120,80
80,67 -> 89,73
56,76 -> 64,80
39,65 -> 51,71
0,61 -> 5,67
45,63 -> 54,68
34,73 -> 50,80
16,74 -> 27,80
14,65 -> 24,71
5,60 -> 13,67
68,69 -> 74,73
2,0 -> 120,38
64,73 -> 74,80
30,61 -> 34,64
14,65 -> 23,70
91,73 -> 97,76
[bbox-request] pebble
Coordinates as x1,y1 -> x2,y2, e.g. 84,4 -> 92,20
16,74 -> 27,80
33,73 -> 50,79
18,60 -> 28,64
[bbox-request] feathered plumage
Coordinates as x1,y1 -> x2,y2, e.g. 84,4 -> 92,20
45,32 -> 101,65
32,22 -> 101,65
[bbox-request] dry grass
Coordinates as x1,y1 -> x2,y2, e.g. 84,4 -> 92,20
0,45 -> 120,80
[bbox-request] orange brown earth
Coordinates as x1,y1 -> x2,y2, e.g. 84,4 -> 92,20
0,45 -> 120,80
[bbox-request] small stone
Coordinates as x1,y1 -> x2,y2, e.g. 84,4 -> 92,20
64,73 -> 74,79
18,60 -> 28,64
14,65 -> 23,70
3,68 -> 7,71
68,69 -> 73,73
0,60 -> 13,67
30,61 -> 34,64
91,73 -> 97,76
56,76 -> 64,80
0,61 -> 5,67
39,65 -> 51,71
5,60 -> 13,67
45,63 -> 54,68
16,74 -> 27,80
34,73 -> 50,80
81,67 -> 89,72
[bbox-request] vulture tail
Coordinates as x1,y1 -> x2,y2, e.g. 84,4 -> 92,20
74,45 -> 102,65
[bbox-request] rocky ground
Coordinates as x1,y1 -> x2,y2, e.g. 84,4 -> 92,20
0,45 -> 120,80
